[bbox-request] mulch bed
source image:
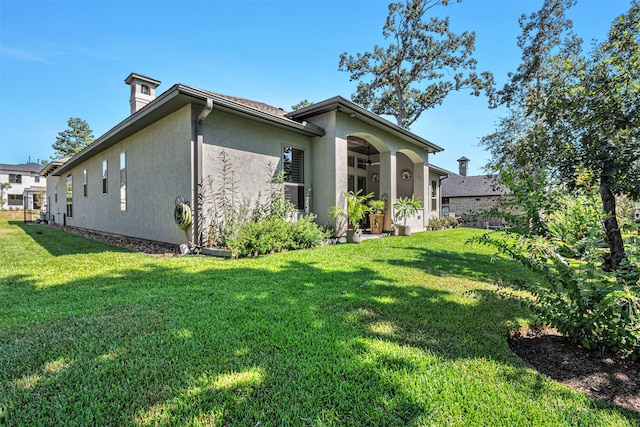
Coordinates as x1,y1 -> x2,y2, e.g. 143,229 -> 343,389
509,326 -> 640,413
47,224 -> 181,257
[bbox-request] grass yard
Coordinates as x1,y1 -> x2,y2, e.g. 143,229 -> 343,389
1,217 -> 638,426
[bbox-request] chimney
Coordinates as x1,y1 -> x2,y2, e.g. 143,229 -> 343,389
457,156 -> 470,176
124,73 -> 161,114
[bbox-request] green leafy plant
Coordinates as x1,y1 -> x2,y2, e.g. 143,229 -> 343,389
547,191 -> 605,257
227,214 -> 324,258
393,195 -> 422,226
369,199 -> 385,215
470,232 -> 640,359
200,151 -> 324,257
336,190 -> 373,230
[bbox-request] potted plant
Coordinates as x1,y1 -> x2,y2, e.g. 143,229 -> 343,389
393,195 -> 422,236
368,199 -> 385,234
330,190 -> 373,243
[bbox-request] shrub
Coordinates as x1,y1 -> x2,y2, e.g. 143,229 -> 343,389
470,232 -> 640,359
546,192 -> 605,257
227,214 -> 325,258
288,214 -> 326,249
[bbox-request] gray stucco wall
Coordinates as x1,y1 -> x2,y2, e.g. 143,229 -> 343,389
201,110 -> 314,220
54,105 -> 193,244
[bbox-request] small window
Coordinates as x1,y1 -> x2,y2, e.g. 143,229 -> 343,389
348,175 -> 355,193
348,156 -> 355,168
357,176 -> 367,194
8,194 -> 23,206
357,158 -> 367,170
83,169 -> 88,197
141,84 -> 150,95
431,180 -> 437,211
66,175 -> 73,218
102,160 -> 108,194
442,197 -> 450,205
9,174 -> 22,184
283,146 -> 304,210
55,183 -> 58,203
120,152 -> 127,212
34,176 -> 40,183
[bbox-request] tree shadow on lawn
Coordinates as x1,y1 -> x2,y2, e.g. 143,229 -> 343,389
379,243 -> 533,285
12,221 -> 131,256
1,259 -> 637,425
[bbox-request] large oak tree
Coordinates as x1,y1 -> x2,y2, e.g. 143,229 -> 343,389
339,0 -> 493,129
483,0 -> 640,270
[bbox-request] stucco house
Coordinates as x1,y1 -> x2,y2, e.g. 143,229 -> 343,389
41,73 -> 445,246
0,163 -> 46,211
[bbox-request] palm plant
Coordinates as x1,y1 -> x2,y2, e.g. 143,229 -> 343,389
345,190 -> 374,229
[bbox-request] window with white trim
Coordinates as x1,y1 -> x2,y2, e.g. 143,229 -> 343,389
66,175 -> 73,217
283,146 -> 304,210
120,152 -> 127,211
8,194 -> 23,206
431,180 -> 438,211
9,174 -> 21,184
102,160 -> 108,194
83,169 -> 88,197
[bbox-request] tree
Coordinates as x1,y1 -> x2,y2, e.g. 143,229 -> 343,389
51,117 -> 95,159
338,0 -> 493,128
0,182 -> 10,209
482,0 -> 640,270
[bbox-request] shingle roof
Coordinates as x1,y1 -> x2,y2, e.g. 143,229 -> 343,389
211,92 -> 289,118
441,174 -> 505,198
0,163 -> 43,173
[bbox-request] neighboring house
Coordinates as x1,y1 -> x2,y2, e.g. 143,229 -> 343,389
41,73 -> 444,245
0,163 -> 46,210
439,157 -> 506,228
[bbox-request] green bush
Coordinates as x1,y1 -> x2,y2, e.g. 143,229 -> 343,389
470,232 -> 640,359
288,214 -> 326,249
546,192 -> 605,257
228,214 -> 325,258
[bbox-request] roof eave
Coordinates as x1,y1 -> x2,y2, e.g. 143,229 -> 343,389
54,85 -> 326,176
288,96 -> 444,153
178,86 -> 325,137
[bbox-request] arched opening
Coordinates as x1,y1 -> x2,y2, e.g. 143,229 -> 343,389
346,133 -> 389,199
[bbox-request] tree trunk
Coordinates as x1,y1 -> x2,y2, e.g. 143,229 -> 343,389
599,175 -> 626,271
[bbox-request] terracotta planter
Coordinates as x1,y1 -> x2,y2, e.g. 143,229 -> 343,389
369,214 -> 384,234
347,228 -> 363,244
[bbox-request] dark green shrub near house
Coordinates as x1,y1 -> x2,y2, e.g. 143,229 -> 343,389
228,214 -> 325,258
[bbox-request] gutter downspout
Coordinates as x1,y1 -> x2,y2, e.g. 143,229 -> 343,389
193,98 -> 214,247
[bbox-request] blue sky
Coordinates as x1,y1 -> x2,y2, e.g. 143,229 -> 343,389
0,0 -> 632,175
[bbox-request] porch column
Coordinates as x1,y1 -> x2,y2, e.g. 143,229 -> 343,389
414,162 -> 425,227
380,151 -> 395,232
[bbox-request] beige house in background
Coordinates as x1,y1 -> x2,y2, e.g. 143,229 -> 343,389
440,157 -> 506,228
42,73 -> 444,246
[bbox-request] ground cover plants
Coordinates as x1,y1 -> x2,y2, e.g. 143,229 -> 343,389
198,151 -> 324,258
1,217 -> 639,426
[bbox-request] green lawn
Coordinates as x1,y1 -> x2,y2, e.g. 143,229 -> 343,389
1,218 -> 638,426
